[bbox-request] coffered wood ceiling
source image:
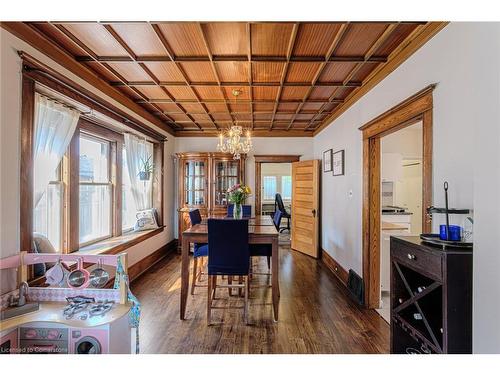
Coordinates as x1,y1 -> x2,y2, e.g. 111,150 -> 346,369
3,22 -> 447,136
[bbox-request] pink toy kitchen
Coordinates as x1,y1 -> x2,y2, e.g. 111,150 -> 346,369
0,252 -> 139,354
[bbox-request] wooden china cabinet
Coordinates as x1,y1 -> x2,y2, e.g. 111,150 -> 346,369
176,152 -> 246,245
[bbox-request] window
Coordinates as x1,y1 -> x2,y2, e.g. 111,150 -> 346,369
122,146 -> 138,231
33,165 -> 63,252
263,176 -> 277,200
281,175 -> 292,200
79,133 -> 112,245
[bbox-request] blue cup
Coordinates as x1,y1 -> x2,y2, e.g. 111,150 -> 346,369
439,225 -> 462,241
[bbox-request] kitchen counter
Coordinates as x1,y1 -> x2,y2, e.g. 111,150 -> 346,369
381,221 -> 410,230
381,211 -> 413,215
0,301 -> 131,332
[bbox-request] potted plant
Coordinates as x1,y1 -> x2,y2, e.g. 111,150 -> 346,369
138,155 -> 154,181
227,183 -> 251,219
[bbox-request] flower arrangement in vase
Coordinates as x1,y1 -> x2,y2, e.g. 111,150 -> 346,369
227,183 -> 251,219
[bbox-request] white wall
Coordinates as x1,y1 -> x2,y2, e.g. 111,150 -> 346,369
313,22 -> 500,353
0,29 -> 176,293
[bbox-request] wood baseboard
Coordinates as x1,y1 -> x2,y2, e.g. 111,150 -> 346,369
128,239 -> 178,282
320,249 -> 349,287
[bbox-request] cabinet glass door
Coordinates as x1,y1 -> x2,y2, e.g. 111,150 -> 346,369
184,161 -> 206,206
214,160 -> 239,206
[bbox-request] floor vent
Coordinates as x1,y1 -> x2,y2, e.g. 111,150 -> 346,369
347,269 -> 364,306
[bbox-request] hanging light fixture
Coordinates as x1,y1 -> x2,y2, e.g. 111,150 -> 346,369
216,89 -> 253,160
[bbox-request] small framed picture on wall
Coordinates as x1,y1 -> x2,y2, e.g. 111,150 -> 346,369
323,149 -> 332,172
332,149 -> 345,176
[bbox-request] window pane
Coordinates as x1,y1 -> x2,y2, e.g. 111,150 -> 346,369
282,176 -> 292,200
79,185 -> 111,244
79,135 -> 109,182
263,176 -> 277,200
122,150 -> 137,230
33,183 -> 62,252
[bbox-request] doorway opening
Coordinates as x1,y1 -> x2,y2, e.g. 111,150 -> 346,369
260,163 -> 292,216
254,155 -> 300,218
377,121 -> 423,322
360,85 -> 435,309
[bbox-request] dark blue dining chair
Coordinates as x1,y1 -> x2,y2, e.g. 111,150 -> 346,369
275,193 -> 291,232
207,218 -> 250,325
188,209 -> 208,295
250,210 -> 282,271
226,204 -> 252,218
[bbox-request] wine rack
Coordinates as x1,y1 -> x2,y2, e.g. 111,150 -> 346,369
390,236 -> 472,354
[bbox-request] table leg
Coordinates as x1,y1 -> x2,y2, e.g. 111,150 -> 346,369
271,235 -> 279,321
180,235 -> 190,320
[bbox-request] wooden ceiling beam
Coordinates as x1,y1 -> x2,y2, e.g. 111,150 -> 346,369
306,23 -> 400,130
151,23 -> 219,131
197,22 -> 233,128
287,23 -> 350,130
136,98 -> 344,104
247,22 -> 254,130
51,23 -> 178,130
270,22 -> 300,130
101,24 -> 188,130
108,81 -> 362,88
74,55 -> 388,63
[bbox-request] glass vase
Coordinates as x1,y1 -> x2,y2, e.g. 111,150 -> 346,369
233,203 -> 243,219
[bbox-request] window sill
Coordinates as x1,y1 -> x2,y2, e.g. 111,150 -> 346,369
28,226 -> 165,286
76,226 -> 165,256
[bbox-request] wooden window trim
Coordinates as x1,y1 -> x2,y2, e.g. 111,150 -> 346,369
21,60 -> 165,269
360,84 -> 435,309
77,131 -> 114,248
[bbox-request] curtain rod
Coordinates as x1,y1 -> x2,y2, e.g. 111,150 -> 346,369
22,62 -> 167,142
36,91 -> 92,115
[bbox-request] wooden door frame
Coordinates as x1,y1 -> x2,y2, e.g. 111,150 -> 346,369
360,85 -> 435,309
254,155 -> 301,215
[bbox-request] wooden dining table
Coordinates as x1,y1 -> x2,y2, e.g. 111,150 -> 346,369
180,215 -> 280,321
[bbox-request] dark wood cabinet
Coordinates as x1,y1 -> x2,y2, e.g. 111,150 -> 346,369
390,236 -> 472,354
176,152 -> 246,244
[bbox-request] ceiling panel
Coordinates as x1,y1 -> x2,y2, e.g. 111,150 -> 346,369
253,86 -> 279,101
28,21 -> 435,135
107,62 -> 152,81
286,62 -> 322,83
179,62 -> 217,82
62,23 -> 128,56
143,62 -> 185,82
202,22 -> 248,56
281,86 -> 310,101
215,61 -> 249,83
109,23 -> 168,56
334,23 -> 389,56
318,62 -> 357,83
252,62 -> 285,83
156,23 -> 208,57
251,23 -> 295,57
293,23 -> 343,56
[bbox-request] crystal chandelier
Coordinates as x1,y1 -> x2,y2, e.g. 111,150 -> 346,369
216,89 -> 253,160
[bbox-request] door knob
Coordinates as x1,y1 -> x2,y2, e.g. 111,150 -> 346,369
312,209 -> 316,217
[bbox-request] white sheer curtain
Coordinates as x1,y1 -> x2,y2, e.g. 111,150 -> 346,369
124,133 -> 154,210
33,94 -> 80,207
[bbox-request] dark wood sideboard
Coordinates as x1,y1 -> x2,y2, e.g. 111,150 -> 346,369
390,236 -> 473,354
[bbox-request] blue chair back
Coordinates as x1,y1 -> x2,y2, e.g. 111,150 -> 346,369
227,204 -> 252,218
189,209 -> 202,226
207,219 -> 249,276
273,210 -> 283,230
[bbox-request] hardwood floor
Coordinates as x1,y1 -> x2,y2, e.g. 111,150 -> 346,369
131,241 -> 390,354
